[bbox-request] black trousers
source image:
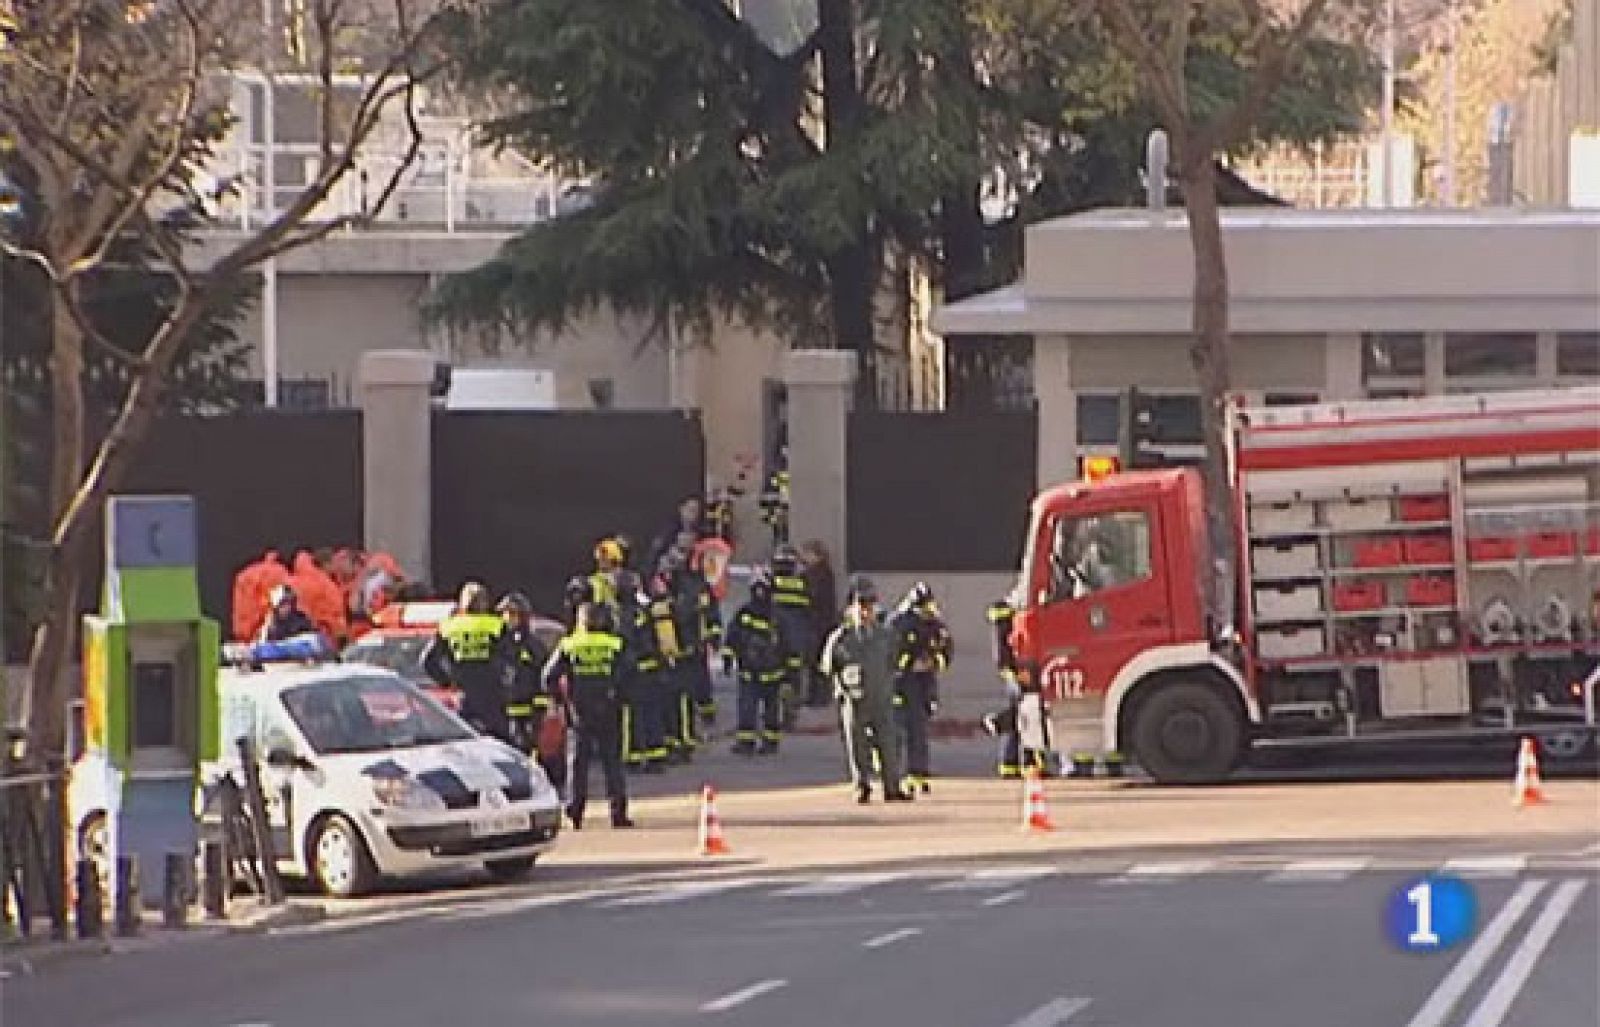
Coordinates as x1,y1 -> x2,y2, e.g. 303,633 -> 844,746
570,698 -> 627,820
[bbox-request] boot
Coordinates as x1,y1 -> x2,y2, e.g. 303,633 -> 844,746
884,787 -> 915,802
855,784 -> 872,805
644,759 -> 667,775
611,804 -> 634,829
757,739 -> 779,756
565,805 -> 584,831
731,739 -> 756,756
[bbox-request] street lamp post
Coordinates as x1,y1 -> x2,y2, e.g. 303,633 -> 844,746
1379,0 -> 1397,207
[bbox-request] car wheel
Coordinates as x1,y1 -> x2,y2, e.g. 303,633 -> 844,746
309,815 -> 377,898
484,855 -> 538,882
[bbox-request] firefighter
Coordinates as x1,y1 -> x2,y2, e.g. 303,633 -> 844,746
983,596 -> 1052,778
668,548 -> 723,732
769,545 -> 813,729
257,583 -> 318,643
646,560 -> 693,763
820,576 -> 912,804
892,582 -> 951,795
616,571 -> 668,774
543,602 -> 633,830
589,538 -> 625,611
495,592 -> 552,758
562,575 -> 594,628
724,572 -> 789,755
758,468 -> 790,547
422,581 -> 509,743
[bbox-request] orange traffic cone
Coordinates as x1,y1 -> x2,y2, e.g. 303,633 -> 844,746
1021,767 -> 1057,833
1513,737 -> 1547,807
697,783 -> 732,855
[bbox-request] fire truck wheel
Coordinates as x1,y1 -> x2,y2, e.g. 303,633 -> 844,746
1130,682 -> 1243,784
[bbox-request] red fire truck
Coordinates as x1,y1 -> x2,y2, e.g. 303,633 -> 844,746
1009,387 -> 1600,783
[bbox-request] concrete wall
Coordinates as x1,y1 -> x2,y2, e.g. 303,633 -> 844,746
1066,334 -> 1327,392
869,572 -> 1016,717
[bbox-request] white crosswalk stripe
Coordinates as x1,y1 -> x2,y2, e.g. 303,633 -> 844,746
600,880 -> 755,908
1109,860 -> 1217,882
1443,856 -> 1527,879
931,866 -> 1058,891
1267,858 -> 1372,882
771,873 -> 908,897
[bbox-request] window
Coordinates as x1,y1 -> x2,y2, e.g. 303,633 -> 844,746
1557,333 -> 1600,378
1076,394 -> 1121,446
1445,333 -> 1536,377
1362,333 -> 1425,378
1044,510 -> 1153,604
1264,392 -> 1321,408
1147,395 -> 1203,445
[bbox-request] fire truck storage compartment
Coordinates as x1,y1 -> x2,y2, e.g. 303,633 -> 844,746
1251,540 -> 1320,579
1258,625 -> 1326,660
1398,495 -> 1451,522
1250,501 -> 1316,535
1526,531 -> 1578,558
1332,580 -> 1387,612
1350,537 -> 1405,568
1406,575 -> 1457,607
1262,670 -> 1340,731
1324,497 -> 1393,531
1403,534 -> 1454,566
1380,658 -> 1470,718
1254,582 -> 1323,621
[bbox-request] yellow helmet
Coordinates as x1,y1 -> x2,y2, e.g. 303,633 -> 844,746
594,538 -> 624,565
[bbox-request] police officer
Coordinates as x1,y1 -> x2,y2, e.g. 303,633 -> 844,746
769,545 -> 813,728
422,581 -> 509,743
616,570 -> 668,774
542,602 -> 634,830
724,572 -> 788,756
821,576 -> 912,804
892,582 -> 951,795
494,592 -> 552,757
668,548 -> 722,733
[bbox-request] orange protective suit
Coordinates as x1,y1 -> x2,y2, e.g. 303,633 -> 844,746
230,551 -> 290,642
290,551 -> 349,644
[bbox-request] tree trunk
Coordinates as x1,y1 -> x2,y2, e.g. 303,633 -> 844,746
1177,153 -> 1239,631
20,290 -> 86,762
817,0 -> 877,408
23,296 -> 210,760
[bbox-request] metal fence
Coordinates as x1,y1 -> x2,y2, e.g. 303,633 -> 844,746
0,754 -> 68,940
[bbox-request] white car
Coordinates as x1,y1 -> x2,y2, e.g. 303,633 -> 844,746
71,663 -> 563,898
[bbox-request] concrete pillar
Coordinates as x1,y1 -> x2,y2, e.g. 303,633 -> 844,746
782,349 -> 856,574
359,350 -> 434,580
1324,332 -> 1363,400
1033,334 -> 1077,488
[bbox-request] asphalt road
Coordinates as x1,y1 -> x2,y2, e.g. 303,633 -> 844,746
7,850 -> 1597,1027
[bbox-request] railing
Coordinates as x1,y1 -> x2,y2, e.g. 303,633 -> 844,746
205,142 -> 584,233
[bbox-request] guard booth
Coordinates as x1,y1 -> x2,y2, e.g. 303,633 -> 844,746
82,496 -> 219,907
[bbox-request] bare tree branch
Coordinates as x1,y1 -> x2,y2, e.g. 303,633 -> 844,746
1207,0 -> 1336,151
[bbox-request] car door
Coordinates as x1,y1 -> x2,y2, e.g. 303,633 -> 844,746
1027,501 -> 1174,702
254,704 -> 300,863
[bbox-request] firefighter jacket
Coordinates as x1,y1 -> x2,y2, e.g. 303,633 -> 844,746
723,602 -> 789,685
617,600 -> 664,682
496,624 -> 551,715
669,570 -> 722,654
543,628 -> 627,721
821,611 -> 898,713
893,607 -> 952,678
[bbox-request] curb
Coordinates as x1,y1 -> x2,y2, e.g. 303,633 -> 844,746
224,900 -> 328,934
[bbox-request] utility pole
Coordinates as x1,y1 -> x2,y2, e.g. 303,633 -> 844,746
262,0 -> 280,408
1379,0 -> 1397,206
1441,0 -> 1458,206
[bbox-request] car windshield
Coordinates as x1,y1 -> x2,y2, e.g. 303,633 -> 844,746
342,635 -> 430,683
281,674 -> 474,755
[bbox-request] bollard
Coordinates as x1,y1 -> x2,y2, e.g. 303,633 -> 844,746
114,854 -> 140,937
74,859 -> 104,939
162,851 -> 190,929
201,840 -> 227,919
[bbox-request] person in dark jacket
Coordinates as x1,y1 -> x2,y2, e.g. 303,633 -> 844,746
821,576 -> 912,804
724,572 -> 789,755
891,582 -> 952,794
616,571 -> 668,774
494,592 -> 552,757
542,603 -> 633,830
257,584 -> 319,643
798,540 -> 838,706
422,581 -> 509,743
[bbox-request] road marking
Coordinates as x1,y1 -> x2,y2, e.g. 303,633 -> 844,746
772,872 -> 906,897
602,880 -> 753,908
270,907 -> 440,937
1268,858 -> 1371,882
983,889 -> 1026,908
1004,996 -> 1092,1027
862,926 -> 922,949
933,866 -> 1056,891
700,978 -> 787,1013
1461,879 -> 1588,1027
1443,856 -> 1527,879
1110,860 -> 1216,882
1404,879 -> 1547,1027
446,889 -> 608,921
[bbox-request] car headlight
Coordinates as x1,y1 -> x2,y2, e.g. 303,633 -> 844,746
369,775 -> 446,812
